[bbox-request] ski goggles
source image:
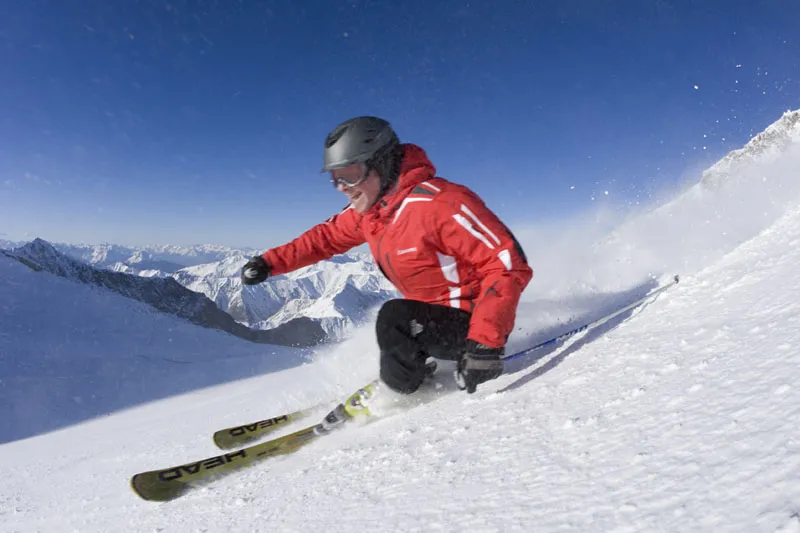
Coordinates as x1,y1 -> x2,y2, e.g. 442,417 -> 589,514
330,163 -> 369,189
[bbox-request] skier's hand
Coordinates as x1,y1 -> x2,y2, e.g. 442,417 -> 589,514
455,340 -> 504,394
241,255 -> 272,285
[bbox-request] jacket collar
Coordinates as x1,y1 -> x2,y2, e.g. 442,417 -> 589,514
368,143 -> 436,220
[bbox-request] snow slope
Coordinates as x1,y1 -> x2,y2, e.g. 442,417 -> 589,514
2,205 -> 798,531
1,112 -> 800,531
0,253 -> 308,444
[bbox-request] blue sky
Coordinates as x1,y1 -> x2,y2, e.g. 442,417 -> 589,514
1,0 -> 798,248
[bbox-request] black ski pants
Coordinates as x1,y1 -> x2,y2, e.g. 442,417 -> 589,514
376,298 -> 471,394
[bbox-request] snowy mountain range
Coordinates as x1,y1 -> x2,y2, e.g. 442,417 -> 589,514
2,238 -> 397,339
52,242 -> 258,272
173,252 -> 398,340
4,240 -> 325,347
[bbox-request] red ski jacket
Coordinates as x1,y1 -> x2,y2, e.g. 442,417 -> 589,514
262,144 -> 533,348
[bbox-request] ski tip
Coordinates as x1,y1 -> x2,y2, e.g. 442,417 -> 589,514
131,472 -> 190,502
212,431 -> 251,450
212,432 -> 229,450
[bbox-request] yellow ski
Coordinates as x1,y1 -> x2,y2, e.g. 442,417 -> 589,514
213,362 -> 439,450
212,405 -> 319,450
131,382 -> 377,502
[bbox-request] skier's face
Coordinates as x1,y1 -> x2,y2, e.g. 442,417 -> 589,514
331,164 -> 382,214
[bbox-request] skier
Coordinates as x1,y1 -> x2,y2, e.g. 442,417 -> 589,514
241,116 -> 532,394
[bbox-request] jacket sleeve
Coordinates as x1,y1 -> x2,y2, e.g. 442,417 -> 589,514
430,186 -> 533,348
262,207 -> 366,276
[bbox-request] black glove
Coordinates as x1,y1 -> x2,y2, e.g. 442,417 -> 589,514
241,255 -> 272,285
455,340 -> 505,394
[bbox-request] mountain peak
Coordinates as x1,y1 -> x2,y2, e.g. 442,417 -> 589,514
28,238 -> 57,251
16,238 -> 79,275
702,109 -> 800,188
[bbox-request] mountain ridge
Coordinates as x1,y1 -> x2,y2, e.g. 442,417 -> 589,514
8,239 -> 326,347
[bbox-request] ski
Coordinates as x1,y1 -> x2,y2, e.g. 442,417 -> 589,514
212,405 -> 319,450
212,360 -> 438,450
131,381 -> 378,502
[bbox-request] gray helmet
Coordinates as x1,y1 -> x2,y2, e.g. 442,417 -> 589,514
322,116 -> 400,178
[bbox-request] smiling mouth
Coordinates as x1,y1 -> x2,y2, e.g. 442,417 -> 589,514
349,191 -> 363,202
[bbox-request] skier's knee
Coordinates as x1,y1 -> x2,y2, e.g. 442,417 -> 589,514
375,299 -> 413,342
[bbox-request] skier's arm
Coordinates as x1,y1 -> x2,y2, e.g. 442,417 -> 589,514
432,188 -> 533,348
262,207 -> 366,275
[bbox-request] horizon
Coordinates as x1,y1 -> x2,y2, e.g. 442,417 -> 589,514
1,1 -> 799,248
